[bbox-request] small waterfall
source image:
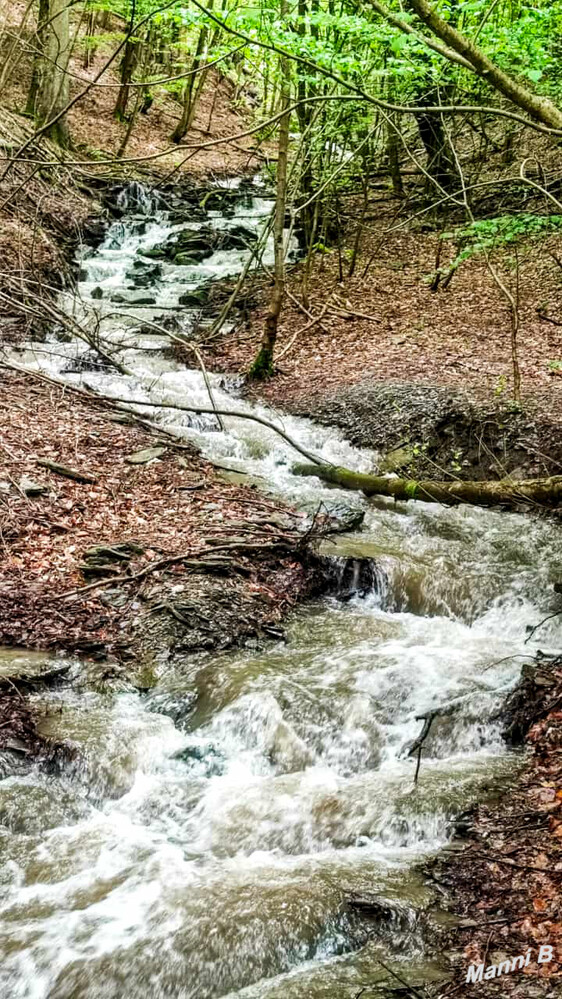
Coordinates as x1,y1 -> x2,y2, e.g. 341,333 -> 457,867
114,180 -> 161,215
319,555 -> 389,602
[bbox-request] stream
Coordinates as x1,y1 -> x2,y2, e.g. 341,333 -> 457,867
3,180 -> 562,998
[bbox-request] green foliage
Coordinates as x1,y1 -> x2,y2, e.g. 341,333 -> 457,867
442,214 -> 562,273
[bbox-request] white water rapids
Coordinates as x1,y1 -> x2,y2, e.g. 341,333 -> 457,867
2,182 -> 562,998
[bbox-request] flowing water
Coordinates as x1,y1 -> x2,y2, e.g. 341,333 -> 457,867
3,182 -> 562,998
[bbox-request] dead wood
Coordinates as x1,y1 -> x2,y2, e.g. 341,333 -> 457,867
36,458 -> 98,483
292,463 -> 562,509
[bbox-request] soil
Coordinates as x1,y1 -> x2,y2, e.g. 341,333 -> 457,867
285,380 -> 562,482
424,657 -> 562,998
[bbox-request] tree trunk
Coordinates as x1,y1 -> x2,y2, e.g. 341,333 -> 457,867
295,0 -> 316,255
292,463 -> 562,509
170,23 -> 208,142
83,7 -> 97,69
416,89 -> 458,192
386,119 -> 404,197
35,0 -> 71,146
385,76 -> 404,197
248,3 -> 291,380
114,37 -> 138,120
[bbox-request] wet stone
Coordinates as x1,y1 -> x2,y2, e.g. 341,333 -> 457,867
110,293 -> 157,306
178,288 -> 210,307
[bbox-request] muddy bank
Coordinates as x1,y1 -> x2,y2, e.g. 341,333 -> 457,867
424,656 -> 562,997
283,380 -> 562,482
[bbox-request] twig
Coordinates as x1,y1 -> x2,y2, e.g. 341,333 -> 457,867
276,303 -> 329,360
462,850 -> 562,874
372,957 -> 427,999
524,610 -> 562,644
412,712 -> 435,784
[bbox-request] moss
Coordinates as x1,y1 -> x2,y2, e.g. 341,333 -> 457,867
248,346 -> 274,380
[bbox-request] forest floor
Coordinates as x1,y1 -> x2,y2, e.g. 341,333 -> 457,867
0,0 -> 267,344
0,368 -> 314,668
425,658 -> 562,997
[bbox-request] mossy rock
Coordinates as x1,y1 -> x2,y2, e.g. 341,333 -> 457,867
380,444 -> 417,473
178,288 -> 210,307
174,253 -> 201,267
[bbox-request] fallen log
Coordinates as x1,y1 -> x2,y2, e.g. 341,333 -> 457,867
292,463 -> 562,509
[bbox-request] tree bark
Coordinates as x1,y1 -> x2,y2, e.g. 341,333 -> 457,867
83,6 -> 97,69
31,0 -> 72,146
292,463 -> 562,509
406,0 -> 562,129
114,37 -> 138,120
26,0 -> 50,116
248,0 -> 291,380
416,94 -> 458,192
171,21 -> 209,142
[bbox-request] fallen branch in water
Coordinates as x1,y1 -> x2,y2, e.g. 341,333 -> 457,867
292,462 -> 562,508
0,286 -> 132,377
408,712 -> 436,784
404,686 -> 513,782
0,360 -> 325,465
0,663 -> 72,689
524,610 -> 562,644
106,311 -> 226,431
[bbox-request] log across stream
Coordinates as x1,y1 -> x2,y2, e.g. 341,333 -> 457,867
2,182 -> 562,998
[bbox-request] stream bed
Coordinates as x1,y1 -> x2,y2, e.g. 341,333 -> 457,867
3,181 -> 562,998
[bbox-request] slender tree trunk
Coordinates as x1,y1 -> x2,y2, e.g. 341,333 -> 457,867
83,7 -> 97,69
1,0 -> 35,96
386,78 -> 404,197
386,115 -> 404,196
116,87 -> 141,157
248,7 -> 291,380
415,86 -> 458,193
295,0 -> 316,255
171,9 -> 214,143
348,170 -> 370,277
25,0 -> 50,117
35,0 -> 71,146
